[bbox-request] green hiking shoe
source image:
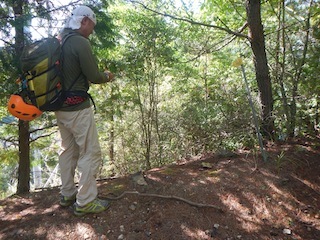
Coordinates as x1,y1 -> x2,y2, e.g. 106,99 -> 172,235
60,193 -> 77,207
74,198 -> 110,217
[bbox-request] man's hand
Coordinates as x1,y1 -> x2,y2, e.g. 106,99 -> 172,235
104,70 -> 115,82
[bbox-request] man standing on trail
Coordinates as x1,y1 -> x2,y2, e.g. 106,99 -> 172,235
55,5 -> 114,216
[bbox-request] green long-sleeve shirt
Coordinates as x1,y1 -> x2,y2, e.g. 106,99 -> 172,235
59,28 -> 108,111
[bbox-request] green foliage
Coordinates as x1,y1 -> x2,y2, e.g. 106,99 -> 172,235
0,148 -> 18,198
202,0 -> 246,26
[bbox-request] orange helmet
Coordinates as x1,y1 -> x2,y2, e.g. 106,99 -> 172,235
7,94 -> 42,121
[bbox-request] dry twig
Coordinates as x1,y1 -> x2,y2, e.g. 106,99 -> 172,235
103,191 -> 224,213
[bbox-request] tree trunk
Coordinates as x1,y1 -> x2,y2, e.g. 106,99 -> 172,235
109,87 -> 115,175
275,0 -> 290,138
17,120 -> 30,193
246,0 -> 274,138
13,0 -> 30,194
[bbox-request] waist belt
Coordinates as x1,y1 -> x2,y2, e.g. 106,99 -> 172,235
64,96 -> 87,105
63,91 -> 96,112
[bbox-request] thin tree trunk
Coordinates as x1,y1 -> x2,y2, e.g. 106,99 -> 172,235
108,85 -> 115,175
275,0 -> 290,138
134,77 -> 152,170
13,0 -> 30,194
246,0 -> 274,139
288,0 -> 313,137
17,120 -> 30,193
109,108 -> 115,175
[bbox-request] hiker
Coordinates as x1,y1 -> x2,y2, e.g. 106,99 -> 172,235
56,5 -> 114,216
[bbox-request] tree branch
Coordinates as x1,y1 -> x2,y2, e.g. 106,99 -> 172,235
30,131 -> 57,143
0,38 -> 13,46
29,123 -> 57,134
129,0 -> 249,39
0,137 -> 18,147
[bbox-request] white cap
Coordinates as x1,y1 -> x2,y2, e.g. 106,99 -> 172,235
64,6 -> 97,30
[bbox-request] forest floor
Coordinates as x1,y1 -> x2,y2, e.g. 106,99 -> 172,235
0,137 -> 320,240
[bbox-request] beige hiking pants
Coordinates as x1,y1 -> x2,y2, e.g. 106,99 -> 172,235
55,107 -> 102,206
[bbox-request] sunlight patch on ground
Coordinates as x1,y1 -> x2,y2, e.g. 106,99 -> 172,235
292,174 -> 320,194
43,204 -> 60,214
180,223 -> 209,240
146,174 -> 163,183
35,226 -> 48,238
218,193 -> 264,233
75,222 -> 95,239
15,206 -> 37,219
204,176 -> 221,184
264,180 -> 298,213
50,228 -> 69,239
258,168 -> 282,179
243,191 -> 284,223
219,193 -> 247,213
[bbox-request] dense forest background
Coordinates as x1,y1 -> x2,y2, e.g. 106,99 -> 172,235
0,0 -> 319,199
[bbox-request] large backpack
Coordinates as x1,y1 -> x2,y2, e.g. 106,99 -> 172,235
18,34 -> 77,112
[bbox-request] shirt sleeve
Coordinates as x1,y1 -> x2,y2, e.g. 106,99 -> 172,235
75,37 -> 108,84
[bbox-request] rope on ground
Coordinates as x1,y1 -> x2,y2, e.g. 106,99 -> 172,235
103,191 -> 224,213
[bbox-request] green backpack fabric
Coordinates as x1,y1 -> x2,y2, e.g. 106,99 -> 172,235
19,34 -> 76,111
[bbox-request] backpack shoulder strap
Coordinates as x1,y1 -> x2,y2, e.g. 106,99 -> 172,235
59,32 -> 81,90
60,32 -> 78,47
